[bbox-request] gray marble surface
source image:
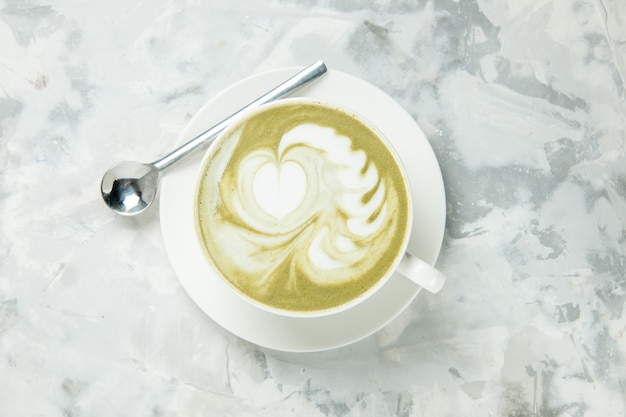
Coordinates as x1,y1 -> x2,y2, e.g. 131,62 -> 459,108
1,0 -> 625,415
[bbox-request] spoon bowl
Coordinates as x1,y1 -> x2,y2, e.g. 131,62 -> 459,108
101,161 -> 159,216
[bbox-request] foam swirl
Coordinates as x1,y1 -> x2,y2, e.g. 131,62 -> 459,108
195,102 -> 409,312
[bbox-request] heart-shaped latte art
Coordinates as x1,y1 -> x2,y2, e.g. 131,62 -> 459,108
253,160 -> 307,219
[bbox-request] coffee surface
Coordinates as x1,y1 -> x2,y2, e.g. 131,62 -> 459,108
195,101 -> 410,312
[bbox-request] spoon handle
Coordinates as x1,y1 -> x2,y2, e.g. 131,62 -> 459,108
152,61 -> 327,171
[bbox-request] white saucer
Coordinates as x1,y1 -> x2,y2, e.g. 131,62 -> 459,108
159,67 -> 446,352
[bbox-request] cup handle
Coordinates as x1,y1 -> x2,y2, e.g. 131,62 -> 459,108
396,252 -> 446,293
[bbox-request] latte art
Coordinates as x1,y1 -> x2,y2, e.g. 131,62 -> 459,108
195,101 -> 410,312
234,124 -> 387,275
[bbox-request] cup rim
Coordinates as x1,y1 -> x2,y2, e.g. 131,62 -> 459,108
194,97 -> 414,318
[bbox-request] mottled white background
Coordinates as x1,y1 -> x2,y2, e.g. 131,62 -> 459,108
1,0 -> 625,416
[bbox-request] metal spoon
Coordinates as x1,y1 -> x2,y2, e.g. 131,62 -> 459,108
101,61 -> 328,216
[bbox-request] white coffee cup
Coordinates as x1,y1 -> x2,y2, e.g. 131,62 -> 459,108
194,98 -> 445,317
